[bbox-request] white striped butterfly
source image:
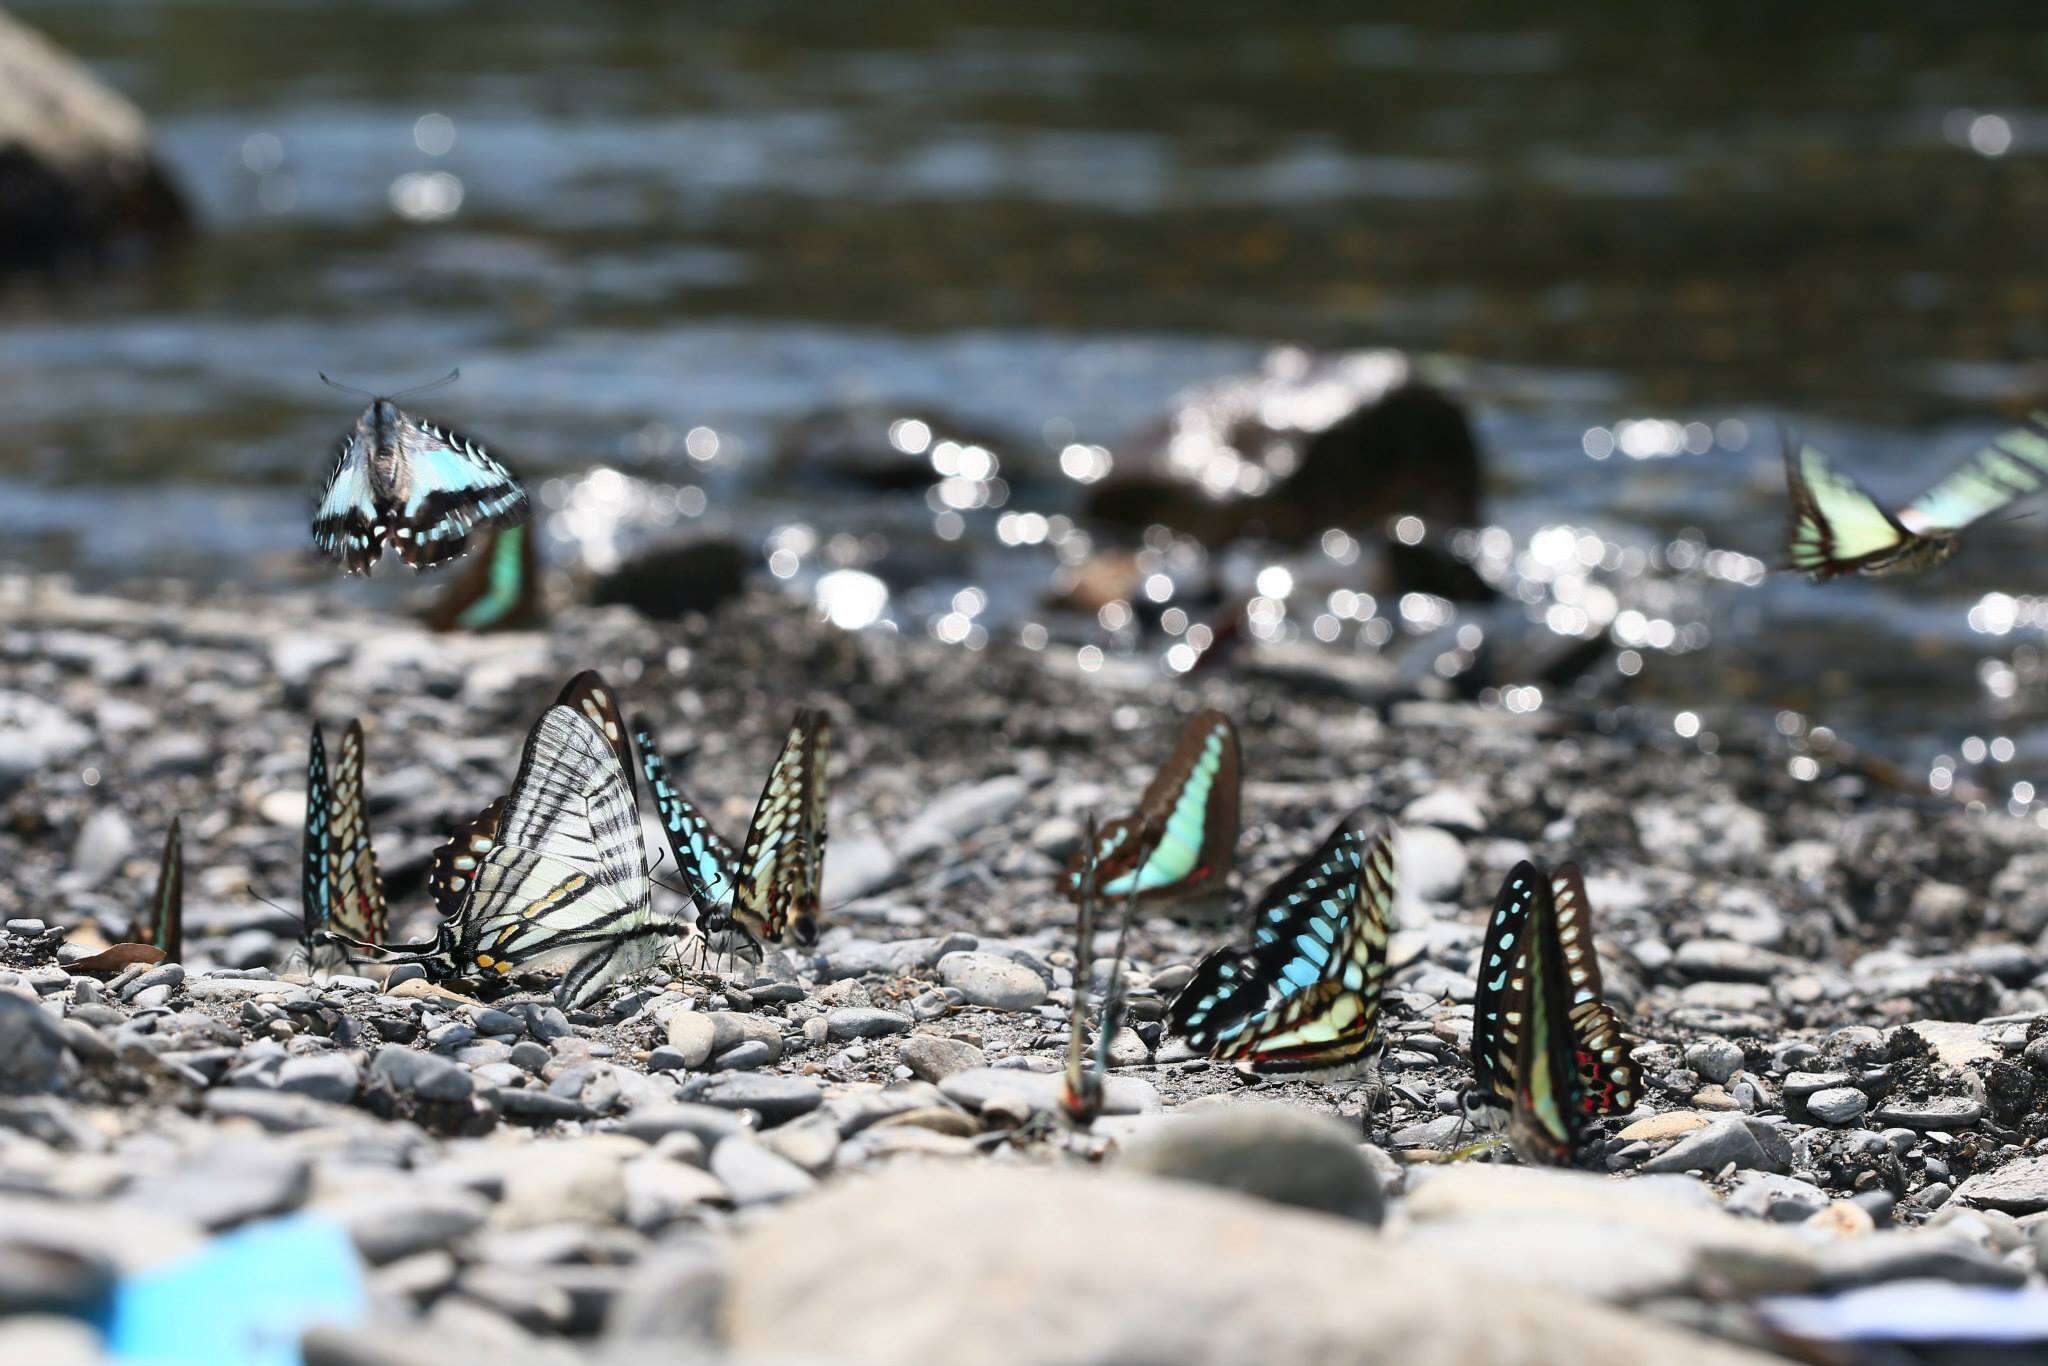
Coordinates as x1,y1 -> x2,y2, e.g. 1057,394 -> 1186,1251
424,522 -> 544,632
1467,861 -> 1639,1161
311,375 -> 529,576
325,672 -> 691,1007
300,721 -> 390,972
1065,709 -> 1240,906
1165,810 -> 1395,1076
1783,414 -> 2048,579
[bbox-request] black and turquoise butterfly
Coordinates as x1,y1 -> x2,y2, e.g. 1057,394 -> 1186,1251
1065,709 -> 1240,905
311,375 -> 529,576
1784,414 -> 2048,579
1165,810 -> 1396,1075
635,711 -> 831,948
1467,861 -> 1639,1163
424,522 -> 544,633
323,671 -> 690,1007
135,817 -> 183,961
300,721 -> 390,971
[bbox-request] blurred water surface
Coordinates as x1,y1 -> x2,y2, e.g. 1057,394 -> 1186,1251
5,3 -> 2048,795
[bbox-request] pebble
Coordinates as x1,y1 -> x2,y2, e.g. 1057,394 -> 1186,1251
276,1054 -> 361,1104
0,995 -> 69,1095
690,1074 -> 825,1126
1805,1087 -> 1869,1126
1639,1116 -> 1789,1176
665,1011 -> 717,1069
1870,1097 -> 1985,1131
370,1047 -> 474,1103
1118,1105 -> 1385,1224
937,952 -> 1048,1011
713,1041 -> 775,1072
711,1135 -> 817,1205
1954,1157 -> 2048,1214
68,808 -> 135,888
826,1007 -> 913,1040
938,1067 -> 1155,1117
1684,1038 -> 1744,1085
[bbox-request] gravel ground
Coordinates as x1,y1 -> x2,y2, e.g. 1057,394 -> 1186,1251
6,569 -> 2048,1364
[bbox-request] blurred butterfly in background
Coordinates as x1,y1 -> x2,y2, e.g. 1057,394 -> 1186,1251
1064,709 -> 1240,909
322,672 -> 691,1008
1166,809 -> 1395,1077
1466,861 -> 1639,1165
1783,414 -> 2048,580
637,710 -> 831,951
423,521 -> 545,633
311,371 -> 529,575
299,721 -> 390,973
69,818 -> 184,975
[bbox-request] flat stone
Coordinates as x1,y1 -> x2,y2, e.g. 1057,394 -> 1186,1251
710,1136 -> 816,1205
897,1034 -> 986,1083
939,1067 -> 1156,1118
371,1046 -> 473,1102
1782,1071 -> 1854,1100
1870,1095 -> 1984,1130
1618,1112 -> 1710,1143
1639,1116 -> 1789,1176
622,1157 -> 729,1231
1724,1173 -> 1829,1223
124,1144 -> 310,1231
712,1041 -> 775,1072
325,1187 -> 491,1264
936,952 -> 1048,1011
613,1103 -> 751,1147
1813,1231 -> 2026,1289
1956,1157 -> 2048,1214
691,1075 -> 824,1127
1901,1021 -> 1999,1071
1805,1088 -> 1869,1126
826,1007 -> 913,1041
1117,1104 -> 1384,1224
276,1054 -> 360,1105
201,1090 -> 367,1133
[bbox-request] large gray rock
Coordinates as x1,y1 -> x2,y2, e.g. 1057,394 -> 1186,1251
724,1164 -> 1777,1365
1117,1103 -> 1385,1224
1956,1157 -> 2048,1214
0,10 -> 189,271
1640,1116 -> 1790,1176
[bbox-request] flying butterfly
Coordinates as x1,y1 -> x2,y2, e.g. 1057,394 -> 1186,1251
1064,709 -> 1240,907
1466,861 -> 1640,1160
1783,414 -> 2048,580
423,522 -> 545,633
69,819 -> 184,975
321,672 -> 690,1008
1165,810 -> 1396,1077
311,372 -> 529,576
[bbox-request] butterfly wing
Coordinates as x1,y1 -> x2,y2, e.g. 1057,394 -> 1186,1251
328,721 -> 389,947
137,817 -> 183,960
428,797 -> 507,921
1782,437 -> 1916,579
555,670 -> 638,798
1067,710 -> 1240,902
1469,861 -> 1543,1108
1508,871 -> 1582,1166
1549,863 -> 1640,1118
1167,811 -> 1396,1076
301,726 -> 336,957
632,719 -> 740,922
311,417 -> 384,574
390,410 -> 529,571
733,709 -> 831,946
425,522 -> 544,632
1899,413 -> 2048,535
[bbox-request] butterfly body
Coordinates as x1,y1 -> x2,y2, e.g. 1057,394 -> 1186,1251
1066,710 -> 1240,907
1783,416 -> 2048,580
313,396 -> 529,575
1166,810 -> 1395,1078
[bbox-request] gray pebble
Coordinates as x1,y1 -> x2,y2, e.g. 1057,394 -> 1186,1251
709,1135 -> 815,1205
937,951 -> 1047,1011
689,1075 -> 824,1127
1805,1087 -> 1869,1126
277,1054 -> 360,1105
826,1007 -> 913,1041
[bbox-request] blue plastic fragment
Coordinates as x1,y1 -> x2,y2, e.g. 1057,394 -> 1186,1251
104,1214 -> 366,1366
1759,1279 -> 2048,1344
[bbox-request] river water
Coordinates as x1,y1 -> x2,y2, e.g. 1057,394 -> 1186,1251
4,4 -> 2047,803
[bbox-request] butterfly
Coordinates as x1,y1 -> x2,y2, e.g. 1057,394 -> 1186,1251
1058,814 -> 1140,1129
634,710 -> 831,949
69,819 -> 185,975
299,721 -> 390,972
1466,861 -> 1640,1163
1165,810 -> 1395,1076
1783,415 -> 2048,580
423,522 -> 545,633
1064,709 -> 1240,905
311,375 -> 529,576
322,671 -> 689,1008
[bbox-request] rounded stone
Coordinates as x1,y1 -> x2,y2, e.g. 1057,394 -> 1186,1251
1805,1088 -> 1868,1126
936,952 -> 1047,1012
1118,1104 -> 1385,1225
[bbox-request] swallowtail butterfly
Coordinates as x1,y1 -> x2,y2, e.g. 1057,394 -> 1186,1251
1467,861 -> 1639,1163
300,721 -> 390,972
311,377 -> 529,575
1058,815 -> 1139,1129
424,522 -> 544,632
1783,415 -> 2048,580
322,671 -> 687,1007
633,722 -> 740,924
1065,709 -> 1240,906
69,822 -> 183,974
1166,810 -> 1395,1076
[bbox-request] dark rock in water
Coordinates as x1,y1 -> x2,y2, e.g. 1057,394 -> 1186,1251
0,11 -> 190,272
0,994 -> 69,1094
1117,1104 -> 1386,1225
588,538 -> 748,620
768,405 -> 1028,495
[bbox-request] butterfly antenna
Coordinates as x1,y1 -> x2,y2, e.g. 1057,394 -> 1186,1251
317,372 -> 376,401
388,368 -> 462,401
